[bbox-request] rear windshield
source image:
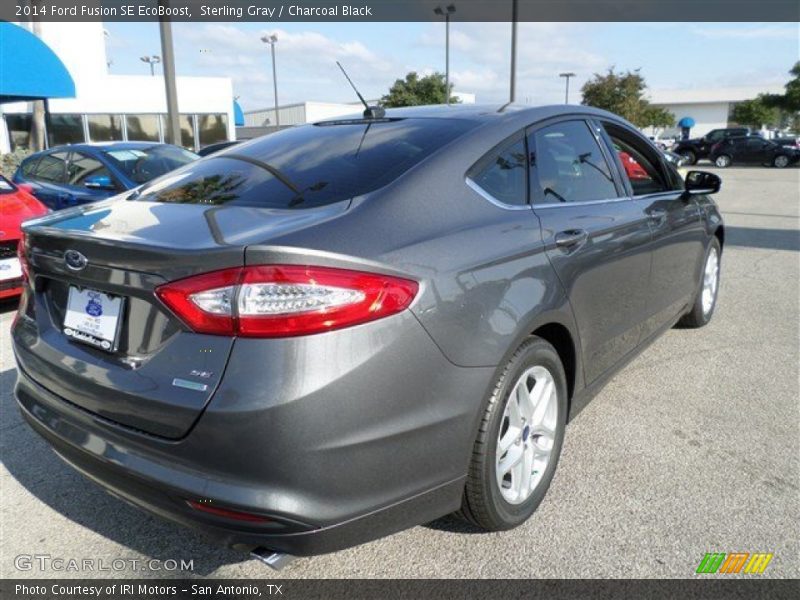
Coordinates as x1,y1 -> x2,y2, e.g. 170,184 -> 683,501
130,118 -> 477,209
104,145 -> 198,184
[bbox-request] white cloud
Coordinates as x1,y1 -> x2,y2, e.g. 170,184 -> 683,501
176,24 -> 402,110
421,22 -> 607,104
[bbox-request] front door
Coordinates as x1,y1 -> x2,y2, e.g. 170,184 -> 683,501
598,120 -> 706,339
528,118 -> 654,384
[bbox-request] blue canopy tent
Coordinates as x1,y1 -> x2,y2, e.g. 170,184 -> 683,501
0,22 -> 76,148
233,99 -> 245,127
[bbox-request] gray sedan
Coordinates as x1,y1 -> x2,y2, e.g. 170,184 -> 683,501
12,104 -> 723,565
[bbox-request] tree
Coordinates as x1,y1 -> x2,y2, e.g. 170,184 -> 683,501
381,72 -> 459,108
28,1 -> 47,151
760,61 -> 800,130
642,104 -> 676,130
731,98 -> 780,129
580,67 -> 673,129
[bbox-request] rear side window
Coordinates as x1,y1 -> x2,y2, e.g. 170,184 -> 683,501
529,120 -> 618,204
132,118 -> 477,208
33,151 -> 69,184
469,135 -> 528,206
20,157 -> 40,178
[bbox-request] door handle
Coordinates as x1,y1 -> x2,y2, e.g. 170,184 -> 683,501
648,208 -> 668,223
554,229 -> 588,249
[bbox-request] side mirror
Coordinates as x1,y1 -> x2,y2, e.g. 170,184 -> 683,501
684,170 -> 721,196
84,175 -> 116,191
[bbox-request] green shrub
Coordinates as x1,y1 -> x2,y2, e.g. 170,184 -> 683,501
0,148 -> 31,179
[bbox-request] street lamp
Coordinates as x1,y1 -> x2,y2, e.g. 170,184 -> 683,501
261,34 -> 280,128
510,0 -> 518,103
140,55 -> 161,76
559,72 -> 576,104
433,4 -> 456,105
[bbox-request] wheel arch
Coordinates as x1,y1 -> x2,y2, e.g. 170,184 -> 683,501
531,322 -> 578,417
714,223 -> 725,253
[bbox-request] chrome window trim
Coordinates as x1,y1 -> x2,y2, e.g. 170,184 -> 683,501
532,196 -> 630,209
465,177 -> 532,212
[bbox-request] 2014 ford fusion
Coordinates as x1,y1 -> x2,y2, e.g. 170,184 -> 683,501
12,105 -> 723,564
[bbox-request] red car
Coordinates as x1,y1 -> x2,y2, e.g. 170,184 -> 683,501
618,150 -> 650,180
0,175 -> 48,299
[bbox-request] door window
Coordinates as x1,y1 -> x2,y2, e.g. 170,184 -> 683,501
529,120 -> 618,204
32,151 -> 69,183
601,122 -> 674,195
469,135 -> 528,206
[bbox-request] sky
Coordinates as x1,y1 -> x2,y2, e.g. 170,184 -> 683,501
102,21 -> 800,111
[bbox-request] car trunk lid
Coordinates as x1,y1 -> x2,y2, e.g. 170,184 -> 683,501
16,198 -> 347,438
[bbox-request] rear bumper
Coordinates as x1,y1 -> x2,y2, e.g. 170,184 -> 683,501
13,312 -> 495,555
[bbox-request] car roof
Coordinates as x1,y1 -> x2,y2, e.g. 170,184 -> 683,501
41,141 -> 166,154
314,103 -> 634,128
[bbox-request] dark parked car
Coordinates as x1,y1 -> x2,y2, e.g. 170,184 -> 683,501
13,142 -> 198,210
709,136 -> 800,168
773,135 -> 800,150
672,127 -> 751,165
13,105 -> 724,566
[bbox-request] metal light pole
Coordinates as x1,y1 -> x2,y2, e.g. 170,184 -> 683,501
158,2 -> 181,147
559,72 -> 575,104
434,4 -> 456,105
261,34 -> 280,128
510,0 -> 518,103
140,55 -> 161,76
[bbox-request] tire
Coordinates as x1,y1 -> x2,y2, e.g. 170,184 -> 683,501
457,336 -> 568,531
714,154 -> 732,168
773,155 -> 790,168
678,237 -> 721,328
680,150 -> 697,165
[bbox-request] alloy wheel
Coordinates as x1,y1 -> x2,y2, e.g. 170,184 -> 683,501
495,366 -> 558,505
715,155 -> 731,168
702,246 -> 720,316
774,155 -> 790,168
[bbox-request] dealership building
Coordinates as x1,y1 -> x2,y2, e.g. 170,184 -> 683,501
644,84 -> 786,139
242,93 -> 477,129
0,21 -> 236,154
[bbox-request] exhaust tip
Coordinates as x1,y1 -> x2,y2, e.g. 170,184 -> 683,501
250,547 -> 296,571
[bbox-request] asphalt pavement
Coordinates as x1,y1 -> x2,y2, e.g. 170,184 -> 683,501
1,166 -> 798,579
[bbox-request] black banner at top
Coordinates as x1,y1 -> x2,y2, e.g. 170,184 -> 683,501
3,0 -> 800,22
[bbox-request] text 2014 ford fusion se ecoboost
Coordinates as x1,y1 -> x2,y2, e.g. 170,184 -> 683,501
12,105 -> 723,564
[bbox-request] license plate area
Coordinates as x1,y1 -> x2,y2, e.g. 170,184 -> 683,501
0,257 -> 22,281
63,286 -> 124,352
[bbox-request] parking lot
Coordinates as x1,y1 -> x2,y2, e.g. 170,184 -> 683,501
1,166 -> 797,579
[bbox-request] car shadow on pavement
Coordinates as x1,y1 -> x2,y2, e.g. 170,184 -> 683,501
725,226 -> 800,252
0,367 -> 255,576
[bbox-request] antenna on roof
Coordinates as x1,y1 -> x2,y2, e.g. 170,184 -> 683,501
336,61 -> 385,120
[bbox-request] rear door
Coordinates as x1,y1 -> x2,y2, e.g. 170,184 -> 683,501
742,138 -> 769,164
598,120 -> 706,339
529,118 -> 653,384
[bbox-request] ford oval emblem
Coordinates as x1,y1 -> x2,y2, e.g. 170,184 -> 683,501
64,249 -> 88,271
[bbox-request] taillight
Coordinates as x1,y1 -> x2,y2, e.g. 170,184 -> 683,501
17,232 -> 29,282
155,265 -> 418,338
